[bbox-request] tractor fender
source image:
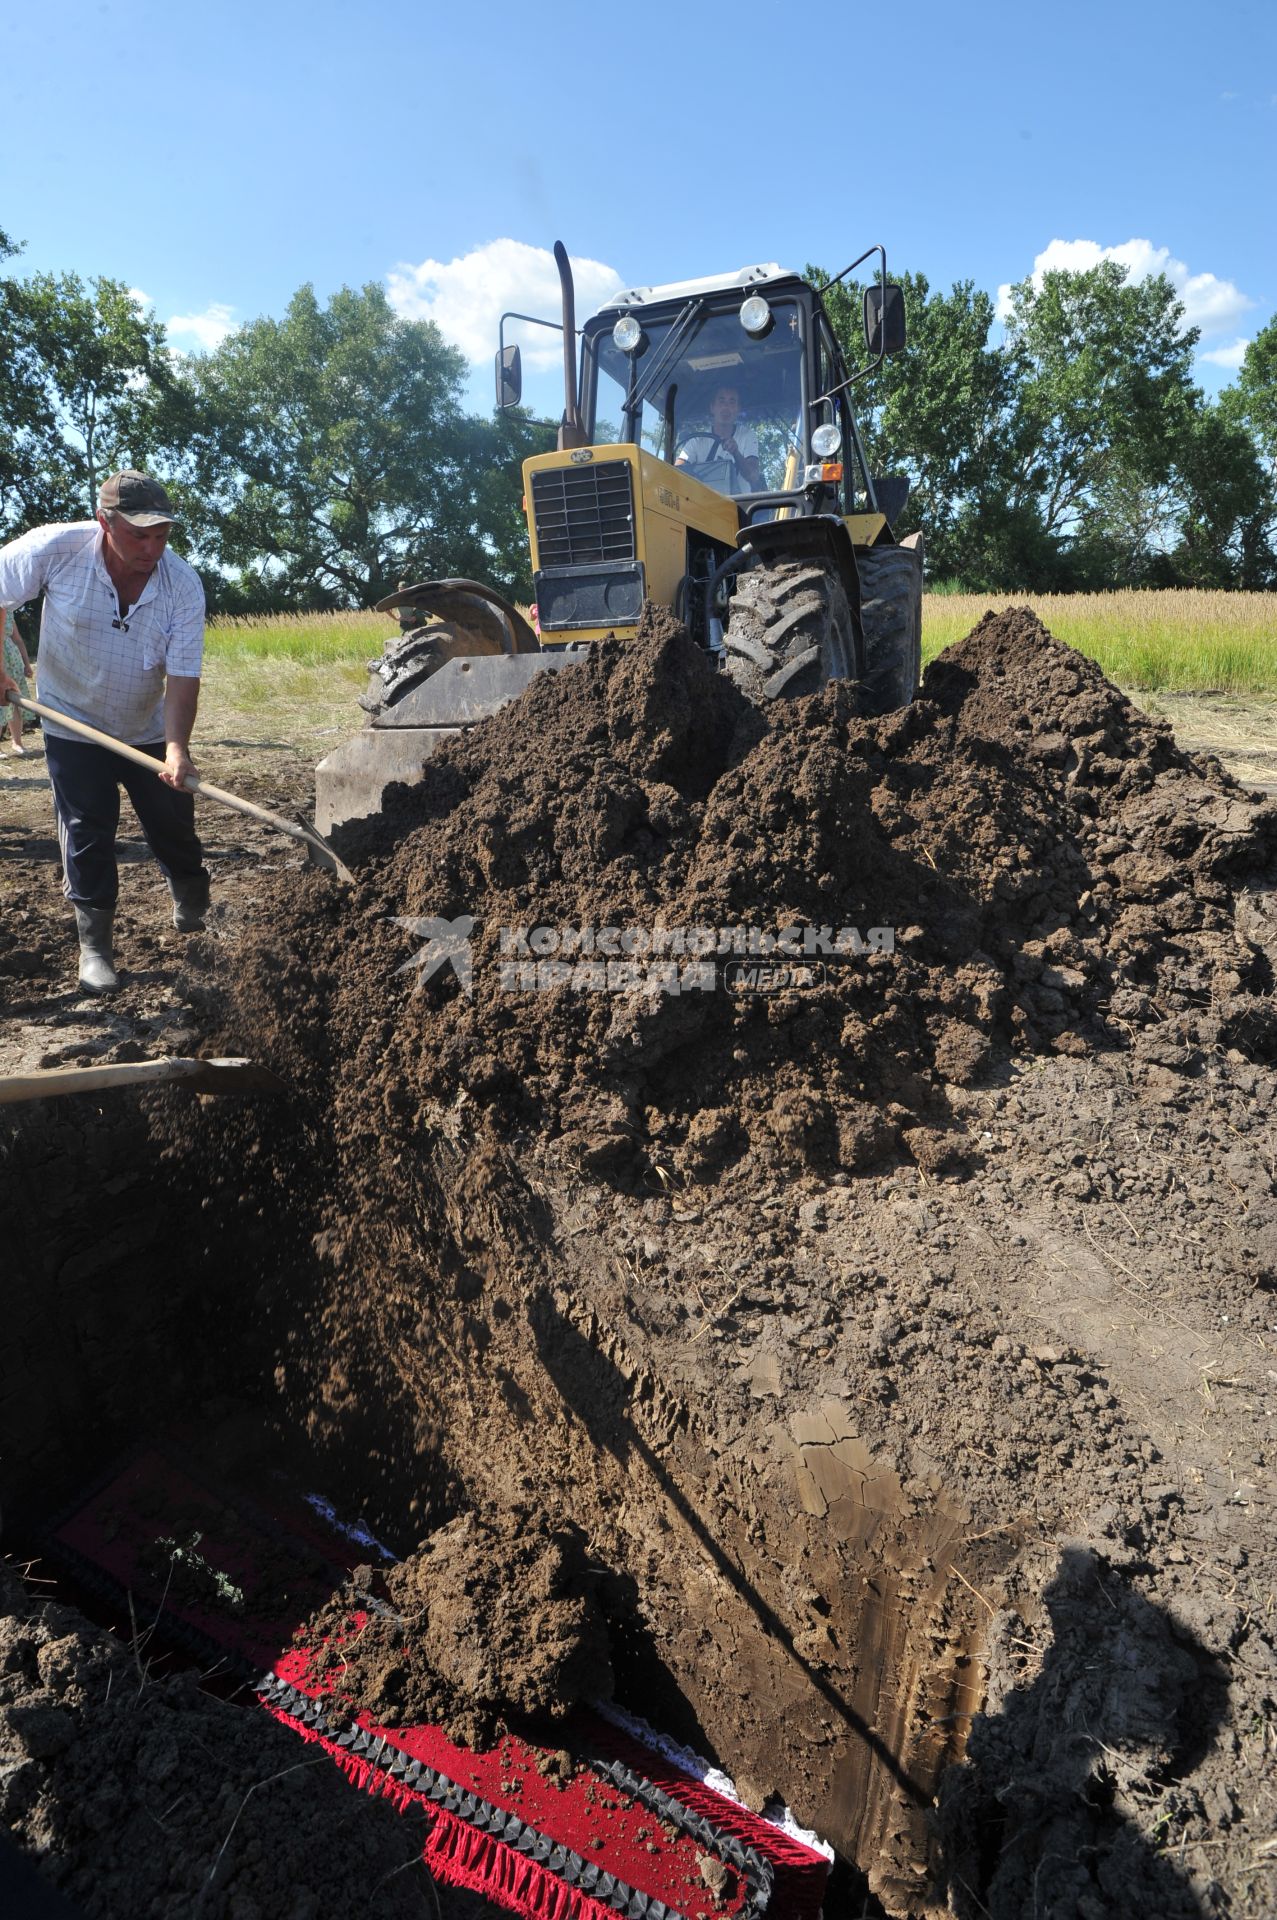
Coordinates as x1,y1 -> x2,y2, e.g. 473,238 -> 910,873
373,578 -> 541,656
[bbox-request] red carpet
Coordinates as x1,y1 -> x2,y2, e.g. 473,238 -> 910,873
46,1448 -> 831,1920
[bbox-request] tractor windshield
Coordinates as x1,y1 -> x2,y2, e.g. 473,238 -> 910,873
588,298 -> 806,496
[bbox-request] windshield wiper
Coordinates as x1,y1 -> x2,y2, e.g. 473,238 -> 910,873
624,298 -> 705,431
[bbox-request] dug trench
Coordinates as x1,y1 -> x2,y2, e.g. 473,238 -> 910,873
3,606 -> 1276,1919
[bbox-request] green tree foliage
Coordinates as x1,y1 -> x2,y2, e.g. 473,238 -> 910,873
0,230 -> 74,532
181,283 -> 541,609
1162,401 -> 1273,589
1229,317 -> 1277,468
1000,263 -> 1197,551
1213,321 -> 1277,587
816,255 -> 1274,590
0,250 -> 174,534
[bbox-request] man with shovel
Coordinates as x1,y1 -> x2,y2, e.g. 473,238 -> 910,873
0,472 -> 208,995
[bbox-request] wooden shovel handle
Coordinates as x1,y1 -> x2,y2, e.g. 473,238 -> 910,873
14,694 -> 354,880
0,1056 -> 287,1104
16,695 -> 171,777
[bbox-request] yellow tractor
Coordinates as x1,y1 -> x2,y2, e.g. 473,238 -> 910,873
316,243 -> 921,834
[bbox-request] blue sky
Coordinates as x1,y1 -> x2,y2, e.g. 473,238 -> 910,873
4,0 -> 1272,419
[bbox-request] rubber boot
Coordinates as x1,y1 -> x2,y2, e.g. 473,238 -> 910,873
74,906 -> 119,995
168,873 -> 210,934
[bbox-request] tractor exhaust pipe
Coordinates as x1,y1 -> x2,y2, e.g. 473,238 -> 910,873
554,241 -> 588,451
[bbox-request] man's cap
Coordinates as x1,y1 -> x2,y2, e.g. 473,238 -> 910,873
98,471 -> 177,526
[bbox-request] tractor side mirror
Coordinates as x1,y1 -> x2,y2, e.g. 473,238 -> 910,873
864,284 -> 906,358
496,343 -> 523,410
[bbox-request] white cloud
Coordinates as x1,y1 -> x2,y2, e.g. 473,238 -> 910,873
386,238 -> 624,369
128,286 -> 153,311
165,303 -> 236,352
996,238 -> 1254,338
1200,336 -> 1251,370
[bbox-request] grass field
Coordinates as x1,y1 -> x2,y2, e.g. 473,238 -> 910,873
920,589 -> 1276,693
205,610 -> 390,665
206,591 -> 1277,696
200,613 -> 382,755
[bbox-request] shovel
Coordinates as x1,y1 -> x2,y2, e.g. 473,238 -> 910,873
14,694 -> 355,885
0,1056 -> 288,1104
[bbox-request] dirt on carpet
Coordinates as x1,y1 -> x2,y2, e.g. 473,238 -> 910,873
302,1508 -> 614,1750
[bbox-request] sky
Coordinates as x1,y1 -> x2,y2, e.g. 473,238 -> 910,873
3,0 -> 1273,422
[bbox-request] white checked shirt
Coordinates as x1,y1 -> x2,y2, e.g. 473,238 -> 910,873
676,424 -> 760,466
0,521 -> 205,745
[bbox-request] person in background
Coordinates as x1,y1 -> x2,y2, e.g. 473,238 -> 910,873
0,472 -> 208,996
2,608 -> 33,755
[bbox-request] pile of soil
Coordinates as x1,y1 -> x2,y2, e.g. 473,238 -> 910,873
6,604 -> 1276,1918
302,1509 -> 613,1749
208,606 -> 1277,1188
0,1565 -> 440,1920
169,605 -> 1276,1914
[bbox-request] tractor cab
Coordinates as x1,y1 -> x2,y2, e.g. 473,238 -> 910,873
585,268 -> 862,512
496,247 -> 909,649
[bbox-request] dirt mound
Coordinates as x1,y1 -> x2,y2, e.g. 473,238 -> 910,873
0,1566 -> 439,1920
8,604 -> 1277,1917
301,1509 -> 612,1749
204,605 -> 1277,1187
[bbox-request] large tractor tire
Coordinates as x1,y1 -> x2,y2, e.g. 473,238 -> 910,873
722,556 -> 862,703
855,537 -> 924,716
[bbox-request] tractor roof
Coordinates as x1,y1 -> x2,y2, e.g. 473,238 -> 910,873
596,264 -> 794,316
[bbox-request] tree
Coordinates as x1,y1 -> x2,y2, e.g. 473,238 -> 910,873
183,283 -> 541,609
814,257 -> 1246,590
0,267 -> 173,531
1164,400 -> 1273,588
1215,321 -> 1277,586
1229,317 -> 1277,469
0,231 -> 75,534
999,263 -> 1199,575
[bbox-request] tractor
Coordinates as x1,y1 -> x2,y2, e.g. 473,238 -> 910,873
315,243 -> 921,835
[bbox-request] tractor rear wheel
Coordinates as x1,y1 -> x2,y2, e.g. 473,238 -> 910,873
722,556 -> 862,703
855,538 -> 923,716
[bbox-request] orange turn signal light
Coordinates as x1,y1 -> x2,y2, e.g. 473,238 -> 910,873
820,462 -> 843,483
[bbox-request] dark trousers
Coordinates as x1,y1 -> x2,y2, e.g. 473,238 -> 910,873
44,734 -> 207,911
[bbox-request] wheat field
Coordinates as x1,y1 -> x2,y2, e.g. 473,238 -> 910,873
920,590 -> 1276,693
203,592 -> 1277,695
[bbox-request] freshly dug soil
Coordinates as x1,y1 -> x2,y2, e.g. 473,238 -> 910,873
156,604 -> 1274,1914
0,1565 -> 440,1920
5,605 -> 1276,1919
214,604 -> 1277,1188
302,1509 -> 613,1749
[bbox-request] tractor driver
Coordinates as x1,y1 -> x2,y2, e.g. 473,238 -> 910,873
675,385 -> 762,496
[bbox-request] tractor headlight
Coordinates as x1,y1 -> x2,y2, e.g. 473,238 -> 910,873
812,422 -> 842,458
740,295 -> 773,338
612,314 -> 644,355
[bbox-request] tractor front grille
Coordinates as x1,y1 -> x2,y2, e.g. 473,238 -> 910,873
530,461 -> 636,568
